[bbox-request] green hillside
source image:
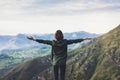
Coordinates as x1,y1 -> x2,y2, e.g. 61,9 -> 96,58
66,24 -> 120,80
1,25 -> 120,80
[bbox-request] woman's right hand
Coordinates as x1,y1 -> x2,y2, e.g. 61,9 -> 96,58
27,36 -> 35,41
83,38 -> 92,40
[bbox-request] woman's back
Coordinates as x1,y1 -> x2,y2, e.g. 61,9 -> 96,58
52,39 -> 68,65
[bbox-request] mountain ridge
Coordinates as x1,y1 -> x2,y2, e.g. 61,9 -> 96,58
1,25 -> 120,80
0,31 -> 98,52
0,31 -> 99,78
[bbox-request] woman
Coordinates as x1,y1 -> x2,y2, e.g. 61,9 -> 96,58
27,30 -> 92,80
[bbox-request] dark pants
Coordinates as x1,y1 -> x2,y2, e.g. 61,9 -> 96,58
53,64 -> 66,80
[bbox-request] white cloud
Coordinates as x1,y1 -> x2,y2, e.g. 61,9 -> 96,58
0,0 -> 34,16
0,0 -> 120,16
0,0 -> 120,35
0,12 -> 119,35
16,0 -> 118,16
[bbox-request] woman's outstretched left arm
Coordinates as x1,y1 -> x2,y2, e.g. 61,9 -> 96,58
27,36 -> 52,45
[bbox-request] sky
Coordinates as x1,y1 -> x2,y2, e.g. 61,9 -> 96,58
0,0 -> 120,35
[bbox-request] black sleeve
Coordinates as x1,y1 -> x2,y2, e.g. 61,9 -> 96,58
35,39 -> 52,45
67,39 -> 84,45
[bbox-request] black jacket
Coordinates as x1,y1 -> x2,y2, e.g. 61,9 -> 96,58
35,39 -> 84,65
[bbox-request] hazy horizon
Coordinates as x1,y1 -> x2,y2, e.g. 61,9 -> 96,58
0,0 -> 120,35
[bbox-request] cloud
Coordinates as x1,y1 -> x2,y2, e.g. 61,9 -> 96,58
0,0 -> 120,17
0,0 -> 34,16
0,0 -> 120,35
26,0 -> 120,15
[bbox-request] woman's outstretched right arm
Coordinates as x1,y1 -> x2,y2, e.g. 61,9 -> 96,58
67,38 -> 92,45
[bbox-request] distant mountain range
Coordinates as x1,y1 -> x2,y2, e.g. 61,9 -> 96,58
0,31 -> 99,78
1,25 -> 120,80
0,31 -> 99,52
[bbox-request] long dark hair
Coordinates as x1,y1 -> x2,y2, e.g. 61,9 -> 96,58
54,30 -> 64,41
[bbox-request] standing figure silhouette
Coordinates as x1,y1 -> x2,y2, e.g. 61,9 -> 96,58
27,30 -> 92,80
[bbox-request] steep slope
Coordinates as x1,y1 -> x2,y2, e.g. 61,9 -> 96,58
1,25 -> 120,80
66,25 -> 120,80
1,55 -> 52,80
